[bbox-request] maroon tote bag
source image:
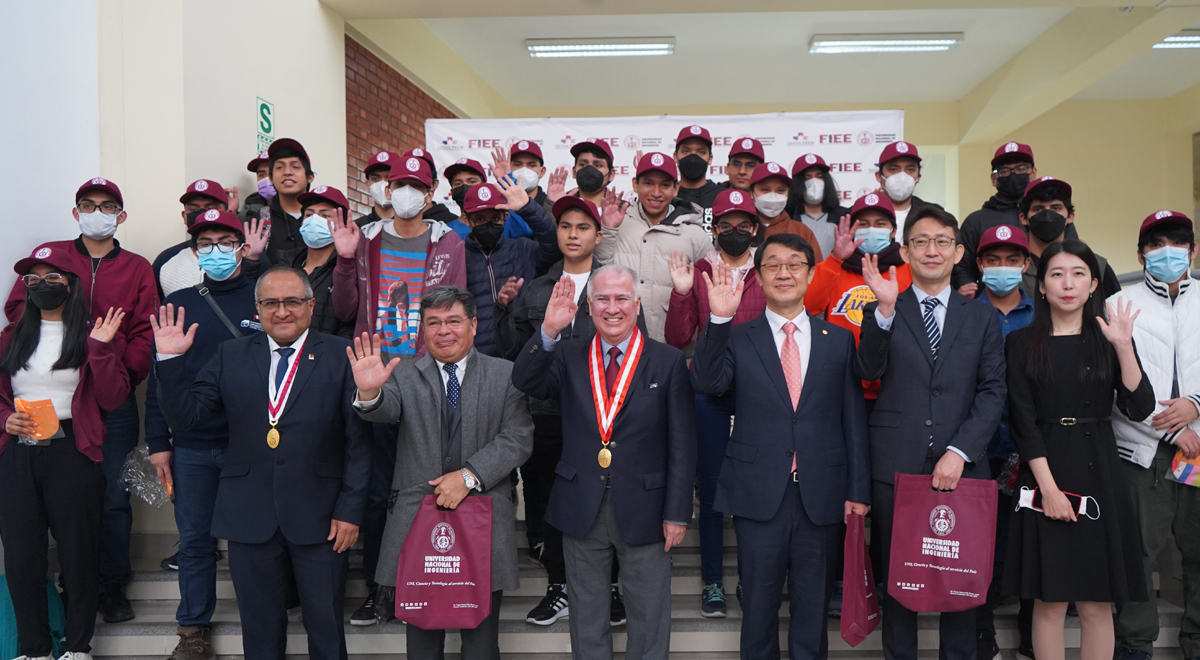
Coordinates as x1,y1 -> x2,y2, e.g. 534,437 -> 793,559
840,512 -> 880,646
394,494 -> 493,629
887,473 -> 998,613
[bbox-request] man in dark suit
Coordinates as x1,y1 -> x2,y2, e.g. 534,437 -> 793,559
856,207 -> 1006,660
692,232 -> 871,660
153,266 -> 371,660
511,264 -> 696,660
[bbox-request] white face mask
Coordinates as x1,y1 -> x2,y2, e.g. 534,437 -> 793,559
513,167 -> 540,192
754,192 -> 787,218
803,178 -> 825,205
78,210 -> 119,240
882,172 -> 917,202
369,180 -> 392,208
390,185 -> 428,219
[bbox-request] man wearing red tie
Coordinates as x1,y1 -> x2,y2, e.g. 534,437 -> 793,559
512,265 -> 696,660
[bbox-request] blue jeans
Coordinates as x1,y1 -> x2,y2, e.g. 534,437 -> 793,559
99,394 -> 139,590
172,446 -> 226,627
696,393 -> 735,585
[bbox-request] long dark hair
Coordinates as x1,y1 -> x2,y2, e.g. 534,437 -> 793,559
1023,240 -> 1112,383
0,272 -> 90,375
787,166 -> 841,216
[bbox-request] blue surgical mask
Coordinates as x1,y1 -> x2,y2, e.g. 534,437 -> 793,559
855,227 -> 892,255
299,214 -> 334,248
1144,245 -> 1191,284
981,266 -> 1024,295
197,249 -> 240,281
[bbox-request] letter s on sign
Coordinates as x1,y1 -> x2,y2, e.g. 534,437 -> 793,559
259,103 -> 273,134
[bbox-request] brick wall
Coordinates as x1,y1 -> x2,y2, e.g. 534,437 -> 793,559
345,35 -> 456,218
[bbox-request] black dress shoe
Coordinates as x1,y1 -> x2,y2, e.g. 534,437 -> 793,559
98,588 -> 135,623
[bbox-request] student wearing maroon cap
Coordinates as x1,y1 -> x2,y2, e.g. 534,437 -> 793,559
567,139 -> 620,212
875,141 -> 944,239
749,163 -> 824,262
1017,176 -> 1121,299
955,143 -> 1035,291
284,186 -> 355,339
354,151 -> 400,229
717,137 -> 765,193
261,138 -> 315,265
489,140 -> 557,215
238,151 -> 273,225
403,147 -> 459,226
4,178 -> 157,625
784,153 -> 850,259
442,158 -> 533,241
673,125 -> 721,228
0,245 -> 129,660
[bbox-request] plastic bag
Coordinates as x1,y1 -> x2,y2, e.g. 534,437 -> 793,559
121,446 -> 171,508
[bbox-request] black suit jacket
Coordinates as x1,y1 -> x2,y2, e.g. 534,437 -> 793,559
692,314 -> 870,526
511,332 -> 696,545
855,287 -> 1006,484
156,330 -> 372,545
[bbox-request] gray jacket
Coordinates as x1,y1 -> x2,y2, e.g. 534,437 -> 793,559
358,349 -> 534,592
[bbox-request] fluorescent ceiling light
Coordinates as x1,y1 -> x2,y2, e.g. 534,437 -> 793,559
809,32 -> 963,54
1153,30 -> 1200,49
526,37 -> 675,58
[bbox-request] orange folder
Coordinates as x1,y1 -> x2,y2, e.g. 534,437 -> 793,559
14,399 -> 60,440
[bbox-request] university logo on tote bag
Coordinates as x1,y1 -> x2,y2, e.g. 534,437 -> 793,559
395,494 -> 493,629
841,512 -> 880,646
887,473 -> 998,612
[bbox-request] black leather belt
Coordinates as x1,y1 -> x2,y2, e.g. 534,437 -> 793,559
1037,417 -> 1111,426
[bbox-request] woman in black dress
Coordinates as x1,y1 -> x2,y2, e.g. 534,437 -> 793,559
1003,240 -> 1154,660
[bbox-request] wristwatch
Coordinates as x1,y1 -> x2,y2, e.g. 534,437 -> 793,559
461,468 -> 479,491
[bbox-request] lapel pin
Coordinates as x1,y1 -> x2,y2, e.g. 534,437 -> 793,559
308,354 -> 314,360
822,330 -> 828,335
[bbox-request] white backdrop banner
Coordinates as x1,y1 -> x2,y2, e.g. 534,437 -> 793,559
424,111 -> 903,214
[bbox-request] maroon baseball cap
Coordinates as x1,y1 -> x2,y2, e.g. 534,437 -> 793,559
791,153 -> 829,176
1139,209 -> 1194,238
750,162 -> 792,188
712,189 -> 757,220
991,142 -> 1035,169
509,140 -> 544,163
552,196 -> 601,225
365,151 -> 402,176
850,192 -> 896,222
570,138 -> 614,164
676,124 -> 713,147
1023,176 -> 1071,201
977,224 -> 1030,255
401,148 -> 436,174
878,141 -> 921,166
297,185 -> 350,211
186,209 -> 244,237
179,179 -> 228,206
267,138 -> 310,165
462,183 -> 505,214
635,152 -> 678,181
728,138 -> 765,161
443,158 -> 487,182
246,150 -> 269,173
14,244 -> 81,278
389,156 -> 434,188
76,177 -> 123,207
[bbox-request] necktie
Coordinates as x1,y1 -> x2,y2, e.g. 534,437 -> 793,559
781,322 -> 803,472
922,297 -> 942,360
274,347 -> 295,392
444,363 -> 460,410
605,346 -> 623,395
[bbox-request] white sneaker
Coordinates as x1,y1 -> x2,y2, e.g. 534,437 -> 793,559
14,655 -> 53,660
57,653 -> 93,660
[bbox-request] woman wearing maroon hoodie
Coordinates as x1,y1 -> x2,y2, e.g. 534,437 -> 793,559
664,188 -> 767,618
0,244 -> 129,660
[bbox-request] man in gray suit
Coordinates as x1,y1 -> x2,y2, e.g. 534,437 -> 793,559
347,285 -> 534,660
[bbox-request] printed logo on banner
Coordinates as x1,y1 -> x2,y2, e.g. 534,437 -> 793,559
857,131 -> 875,147
788,132 -> 815,147
559,135 -> 573,145
439,136 -> 463,151
929,505 -> 956,537
431,522 -> 456,553
856,187 -> 877,201
624,135 -> 641,150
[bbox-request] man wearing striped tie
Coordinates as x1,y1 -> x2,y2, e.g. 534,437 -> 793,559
855,207 -> 1007,660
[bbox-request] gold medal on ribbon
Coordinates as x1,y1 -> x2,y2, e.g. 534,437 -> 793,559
589,329 -> 645,470
267,425 -> 280,449
598,447 -> 612,468
266,336 -> 307,450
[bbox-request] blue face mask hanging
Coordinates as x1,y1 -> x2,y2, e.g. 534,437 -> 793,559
1143,245 -> 1191,284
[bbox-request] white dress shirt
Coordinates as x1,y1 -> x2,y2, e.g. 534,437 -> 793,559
353,350 -> 470,408
711,307 -> 811,385
268,330 -> 310,401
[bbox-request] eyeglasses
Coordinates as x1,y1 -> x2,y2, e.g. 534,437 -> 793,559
22,273 -> 67,287
728,159 -> 760,170
77,201 -> 121,214
715,225 -> 753,235
908,237 -> 957,250
196,240 -> 243,254
993,163 -> 1033,177
424,317 -> 467,331
256,297 -> 312,311
759,262 -> 810,275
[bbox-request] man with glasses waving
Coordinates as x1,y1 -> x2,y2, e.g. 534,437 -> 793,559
855,207 -> 1006,660
4,177 -> 158,625
152,265 -> 370,660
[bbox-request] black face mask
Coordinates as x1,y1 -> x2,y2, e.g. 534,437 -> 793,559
717,230 -> 755,257
1027,209 -> 1067,243
185,209 -> 205,228
678,154 -> 708,181
575,166 -> 605,193
27,281 -> 70,311
451,185 -> 468,209
471,222 -> 504,253
996,172 -> 1030,200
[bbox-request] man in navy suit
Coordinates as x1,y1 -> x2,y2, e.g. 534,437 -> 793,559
692,232 -> 870,660
856,207 -> 1006,660
153,266 -> 371,660
511,264 -> 696,660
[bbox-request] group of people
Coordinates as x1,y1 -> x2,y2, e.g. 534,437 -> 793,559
0,127 -> 1194,660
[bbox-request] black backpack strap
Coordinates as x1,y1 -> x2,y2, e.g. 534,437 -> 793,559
193,283 -> 243,339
